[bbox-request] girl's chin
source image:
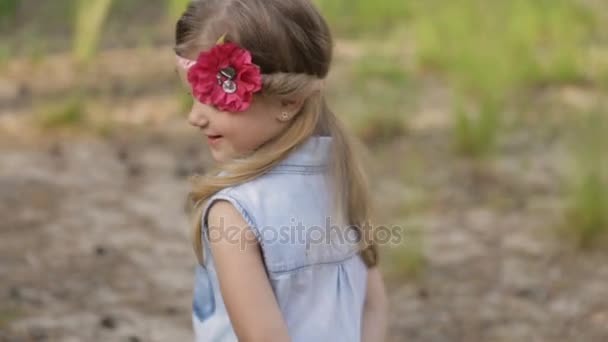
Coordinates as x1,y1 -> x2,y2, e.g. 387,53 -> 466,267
210,150 -> 225,163
209,149 -> 233,164
208,144 -> 255,164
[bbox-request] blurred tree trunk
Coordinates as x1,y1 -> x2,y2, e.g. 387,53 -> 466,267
72,0 -> 113,64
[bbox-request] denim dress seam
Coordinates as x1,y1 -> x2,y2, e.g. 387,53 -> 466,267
268,164 -> 328,174
268,250 -> 360,276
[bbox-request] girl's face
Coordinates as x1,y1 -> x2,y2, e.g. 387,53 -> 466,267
176,60 -> 292,164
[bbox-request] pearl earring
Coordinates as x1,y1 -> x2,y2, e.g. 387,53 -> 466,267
279,111 -> 290,121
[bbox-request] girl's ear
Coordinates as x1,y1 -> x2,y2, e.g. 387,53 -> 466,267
280,97 -> 305,114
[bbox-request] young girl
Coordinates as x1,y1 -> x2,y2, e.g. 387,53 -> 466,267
174,1 -> 388,341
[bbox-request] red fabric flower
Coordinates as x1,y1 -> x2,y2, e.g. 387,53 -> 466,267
187,42 -> 263,112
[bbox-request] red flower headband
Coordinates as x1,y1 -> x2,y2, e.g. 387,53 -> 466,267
176,35 -> 263,112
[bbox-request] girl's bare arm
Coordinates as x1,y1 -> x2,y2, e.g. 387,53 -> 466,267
207,200 -> 291,342
361,266 -> 388,342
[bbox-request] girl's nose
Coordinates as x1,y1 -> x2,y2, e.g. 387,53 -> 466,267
188,107 -> 209,128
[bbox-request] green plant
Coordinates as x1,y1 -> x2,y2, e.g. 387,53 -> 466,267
0,0 -> 18,26
382,224 -> 426,280
453,98 -> 501,159
0,44 -> 10,67
345,52 -> 411,144
0,0 -> 19,28
565,172 -> 608,248
72,0 -> 114,63
561,111 -> 608,248
37,96 -> 87,129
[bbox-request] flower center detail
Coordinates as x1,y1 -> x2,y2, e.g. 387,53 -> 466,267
217,66 -> 237,94
184,41 -> 262,112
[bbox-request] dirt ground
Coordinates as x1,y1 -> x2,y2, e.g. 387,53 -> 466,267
0,126 -> 204,341
1,119 -> 607,342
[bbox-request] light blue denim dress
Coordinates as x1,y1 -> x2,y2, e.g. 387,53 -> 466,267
192,135 -> 369,342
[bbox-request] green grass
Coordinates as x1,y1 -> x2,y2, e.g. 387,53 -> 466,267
318,0 -> 600,155
315,0 -> 410,36
0,0 -> 18,26
340,51 -> 411,144
0,44 -> 10,68
37,96 -> 87,129
564,172 -> 608,248
410,0 -> 595,92
403,0 -> 596,158
354,54 -> 409,88
453,99 -> 501,159
561,111 -> 608,248
382,224 -> 426,280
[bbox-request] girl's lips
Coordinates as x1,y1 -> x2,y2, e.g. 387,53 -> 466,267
207,135 -> 223,145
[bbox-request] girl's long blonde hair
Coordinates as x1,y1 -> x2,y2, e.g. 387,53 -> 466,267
175,0 -> 378,268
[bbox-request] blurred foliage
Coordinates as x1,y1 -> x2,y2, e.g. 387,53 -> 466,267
382,225 -> 426,280
0,44 -> 10,66
36,96 -> 87,129
567,172 -> 608,248
562,111 -> 608,248
0,0 -> 604,148
315,0 -> 410,36
317,0 -> 597,95
409,0 -> 595,95
407,0 -> 596,159
168,0 -> 191,21
453,99 -> 501,158
337,51 -> 411,144
73,0 -> 114,63
0,0 -> 18,26
354,54 -> 409,88
318,0 -> 599,159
